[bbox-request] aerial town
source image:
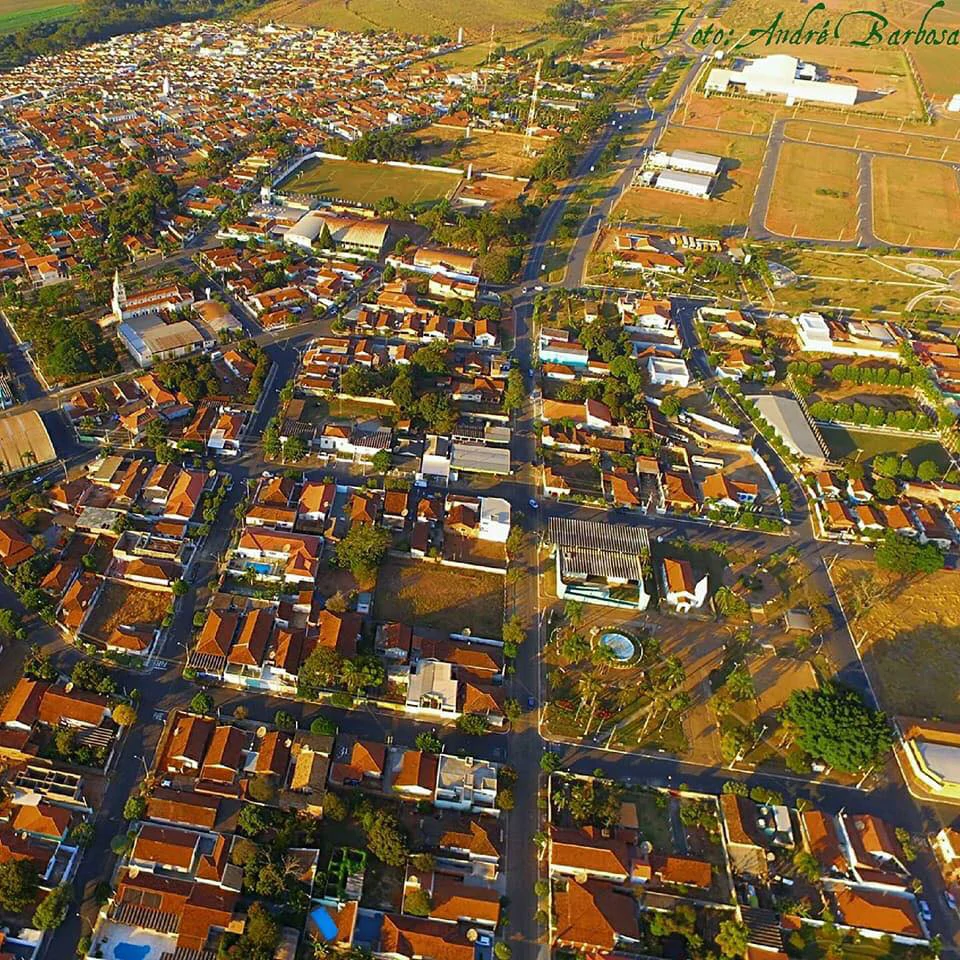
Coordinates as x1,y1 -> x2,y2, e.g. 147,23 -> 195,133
0,0 -> 959,958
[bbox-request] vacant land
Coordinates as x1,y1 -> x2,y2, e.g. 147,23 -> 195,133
0,0 -> 76,33
834,559 -> 960,722
783,120 -> 960,164
250,0 -> 551,39
373,558 -> 504,638
819,425 -> 949,468
615,126 -> 764,232
872,156 -> 960,249
279,157 -> 460,209
766,143 -> 859,241
417,125 -> 535,178
83,582 -> 170,641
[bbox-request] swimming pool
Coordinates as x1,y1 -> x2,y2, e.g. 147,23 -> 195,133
246,561 -> 272,575
114,944 -> 151,960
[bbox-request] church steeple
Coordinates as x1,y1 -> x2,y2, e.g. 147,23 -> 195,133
111,269 -> 127,321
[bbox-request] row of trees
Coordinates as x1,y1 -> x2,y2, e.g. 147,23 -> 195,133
808,400 -> 933,433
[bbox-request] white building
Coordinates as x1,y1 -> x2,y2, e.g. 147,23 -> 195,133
647,355 -> 690,387
406,659 -> 459,717
661,558 -> 709,613
655,170 -> 713,199
649,149 -> 722,176
706,54 -> 858,107
479,497 -> 511,543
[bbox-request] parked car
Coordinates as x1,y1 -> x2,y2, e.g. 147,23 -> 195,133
944,891 -> 957,911
918,900 -> 932,922
528,499 -> 539,510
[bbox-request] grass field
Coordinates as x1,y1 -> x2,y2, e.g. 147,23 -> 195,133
279,157 -> 461,209
373,558 -> 504,638
417,124 -> 535,178
819,424 -> 950,467
614,125 -> 764,233
871,156 -> 960,250
0,0 -> 76,33
250,0 -> 552,39
766,142 -> 860,241
783,120 -> 960,164
834,559 -> 960,723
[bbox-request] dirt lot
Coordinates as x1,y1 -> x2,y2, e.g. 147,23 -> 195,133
83,581 -> 171,640
767,142 -> 860,241
872,156 -> 960,249
783,120 -> 960,164
373,558 -> 504,638
833,559 -> 960,722
417,124 -> 536,178
750,654 -> 818,716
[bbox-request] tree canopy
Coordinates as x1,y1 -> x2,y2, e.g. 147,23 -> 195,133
875,530 -> 944,575
780,684 -> 892,773
335,524 -> 391,583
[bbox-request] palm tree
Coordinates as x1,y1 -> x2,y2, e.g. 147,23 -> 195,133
659,656 -> 686,692
726,665 -> 755,702
658,692 -> 692,732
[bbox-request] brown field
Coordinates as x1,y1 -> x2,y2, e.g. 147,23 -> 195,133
248,0 -> 551,39
833,560 -> 960,722
872,156 -> 960,249
783,120 -> 960,164
766,142 -> 860,241
373,558 -> 504,638
614,125 -> 765,232
83,581 -> 170,641
417,124 -> 536,177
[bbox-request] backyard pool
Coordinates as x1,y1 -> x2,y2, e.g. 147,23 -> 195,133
601,632 -> 636,663
246,561 -> 272,575
114,944 -> 151,960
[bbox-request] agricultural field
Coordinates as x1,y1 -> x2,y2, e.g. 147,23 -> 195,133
373,558 -> 505,639
417,124 -> 536,178
871,156 -> 960,250
249,0 -> 552,39
278,157 -> 461,209
766,142 -> 860,241
833,559 -> 960,723
614,125 -> 765,232
0,0 -> 76,34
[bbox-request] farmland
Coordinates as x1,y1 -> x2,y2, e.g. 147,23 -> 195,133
249,0 -> 552,39
871,156 -> 960,250
614,125 -> 765,232
766,142 -> 860,241
0,0 -> 76,34
278,156 -> 461,209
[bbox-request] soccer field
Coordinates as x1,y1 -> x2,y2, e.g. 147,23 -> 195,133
279,157 -> 462,210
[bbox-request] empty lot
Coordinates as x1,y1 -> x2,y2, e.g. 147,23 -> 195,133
766,142 -> 860,241
872,156 -> 960,249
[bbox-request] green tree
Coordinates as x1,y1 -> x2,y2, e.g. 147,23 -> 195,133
457,713 -> 489,735
190,691 -> 214,715
365,812 -> 408,867
405,888 -> 432,917
341,656 -> 384,695
540,751 -> 562,773
875,530 -> 944,575
715,920 -> 750,959
298,647 -> 343,698
0,859 -> 39,912
71,659 -> 117,695
917,460 -> 941,482
780,684 -> 892,773
0,608 -> 24,642
335,524 -> 391,583
660,395 -> 681,418
32,884 -> 70,931
415,731 -> 443,754
237,804 -> 270,838
371,449 -> 392,474
283,436 -> 307,462
171,579 -> 188,597
124,795 -> 146,821
503,368 -> 525,415
112,703 -> 137,728
323,792 -> 348,822
494,943 -> 512,960
274,710 -> 296,731
310,715 -> 337,736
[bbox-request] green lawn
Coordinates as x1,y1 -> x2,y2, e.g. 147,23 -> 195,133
0,0 -> 76,33
819,424 -> 950,469
279,157 -> 461,210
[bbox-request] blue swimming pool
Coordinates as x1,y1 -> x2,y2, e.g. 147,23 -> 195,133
246,561 -> 272,575
114,944 -> 151,960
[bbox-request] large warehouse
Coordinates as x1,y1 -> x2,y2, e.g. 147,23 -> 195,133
655,169 -> 714,198
650,149 -> 723,177
706,54 -> 859,107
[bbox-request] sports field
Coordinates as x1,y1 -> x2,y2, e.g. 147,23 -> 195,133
0,0 -> 76,33
250,0 -> 551,39
279,157 -> 461,209
615,125 -> 764,233
766,142 -> 860,241
871,156 -> 960,250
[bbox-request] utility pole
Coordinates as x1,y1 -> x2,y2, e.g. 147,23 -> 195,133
523,58 -> 545,158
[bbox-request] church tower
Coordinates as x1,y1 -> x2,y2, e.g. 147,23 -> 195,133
111,269 -> 127,322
